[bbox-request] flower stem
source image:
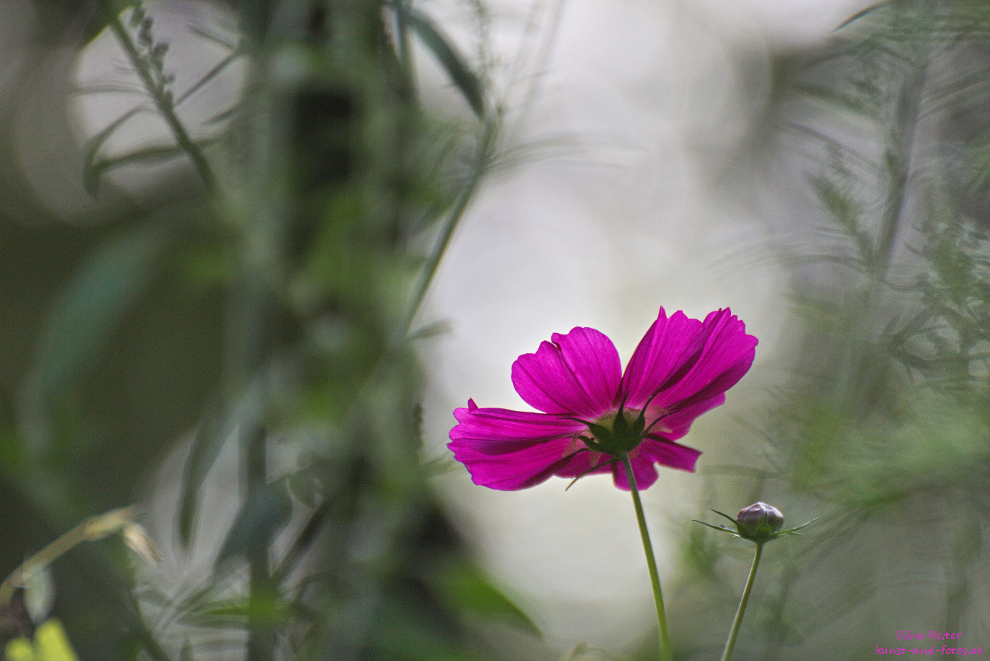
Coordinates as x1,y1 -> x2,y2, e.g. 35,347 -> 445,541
720,542 -> 764,661
620,452 -> 671,661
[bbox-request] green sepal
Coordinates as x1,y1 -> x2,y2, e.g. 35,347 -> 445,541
611,411 -> 629,437
578,435 -> 607,454
692,519 -> 740,538
584,423 -> 614,449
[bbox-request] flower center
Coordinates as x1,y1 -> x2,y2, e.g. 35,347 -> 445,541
581,407 -> 647,456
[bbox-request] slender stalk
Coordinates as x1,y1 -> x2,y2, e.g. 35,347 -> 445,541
395,0 -> 415,85
0,506 -> 136,605
0,526 -> 87,606
105,5 -> 218,195
402,118 -> 494,335
720,542 -> 764,661
620,453 -> 671,661
245,425 -> 273,661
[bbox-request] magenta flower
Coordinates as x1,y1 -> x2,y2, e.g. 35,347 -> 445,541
448,308 -> 758,491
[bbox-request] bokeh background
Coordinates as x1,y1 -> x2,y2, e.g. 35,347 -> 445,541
2,0 -> 990,660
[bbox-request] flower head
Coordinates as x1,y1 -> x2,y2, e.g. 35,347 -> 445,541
448,308 -> 758,490
735,502 -> 784,539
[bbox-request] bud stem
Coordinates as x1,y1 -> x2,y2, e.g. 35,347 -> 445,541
620,452 -> 671,661
720,541 -> 764,661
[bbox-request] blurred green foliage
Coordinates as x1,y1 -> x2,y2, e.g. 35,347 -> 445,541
679,2 -> 990,659
0,0 -> 523,660
6,1 -> 990,660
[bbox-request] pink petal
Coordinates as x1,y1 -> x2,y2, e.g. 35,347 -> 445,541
449,400 -> 587,455
621,308 -> 703,408
448,401 -> 592,490
622,308 -> 757,416
552,449 -> 617,478
637,437 -> 702,472
646,393 -> 725,441
511,327 -> 622,419
610,438 -> 701,491
448,437 -> 581,490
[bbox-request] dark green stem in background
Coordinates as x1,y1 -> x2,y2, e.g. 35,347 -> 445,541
720,542 -> 764,661
621,452 -> 671,661
395,0 -> 415,85
245,425 -> 273,661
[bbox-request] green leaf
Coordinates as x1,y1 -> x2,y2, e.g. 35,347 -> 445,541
34,620 -> 80,661
187,24 -> 239,51
5,637 -> 33,661
794,83 -> 871,116
215,479 -> 293,568
80,106 -> 145,196
434,560 -> 541,637
372,592 -> 486,661
407,320 -> 453,341
21,221 -> 173,428
5,620 -> 81,661
403,8 -> 485,118
175,50 -> 245,107
179,378 -> 266,547
835,1 -> 885,31
179,402 -> 233,547
182,597 -> 294,628
85,143 -> 191,197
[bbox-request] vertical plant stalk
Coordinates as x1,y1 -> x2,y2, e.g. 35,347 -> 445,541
245,425 -> 273,661
720,542 -> 764,661
871,57 -> 927,283
620,453 -> 671,661
105,6 -> 218,195
836,44 -> 927,409
395,0 -> 415,86
228,206 -> 278,661
402,118 -> 495,335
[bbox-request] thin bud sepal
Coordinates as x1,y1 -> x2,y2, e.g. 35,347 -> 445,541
693,503 -> 818,661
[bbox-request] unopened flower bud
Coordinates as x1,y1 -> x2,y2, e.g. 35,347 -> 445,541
695,502 -> 815,545
735,502 -> 784,541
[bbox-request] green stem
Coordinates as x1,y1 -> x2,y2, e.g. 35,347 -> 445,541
402,118 -> 495,335
620,453 -> 671,661
720,542 -> 764,661
0,506 -> 135,606
245,426 -> 273,661
0,525 -> 87,606
105,5 -> 218,195
395,0 -> 415,85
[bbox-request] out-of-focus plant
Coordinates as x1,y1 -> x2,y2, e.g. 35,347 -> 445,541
0,507 -> 159,661
677,2 -> 990,659
6,620 -> 79,661
694,503 -> 816,661
1,0 -> 541,660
